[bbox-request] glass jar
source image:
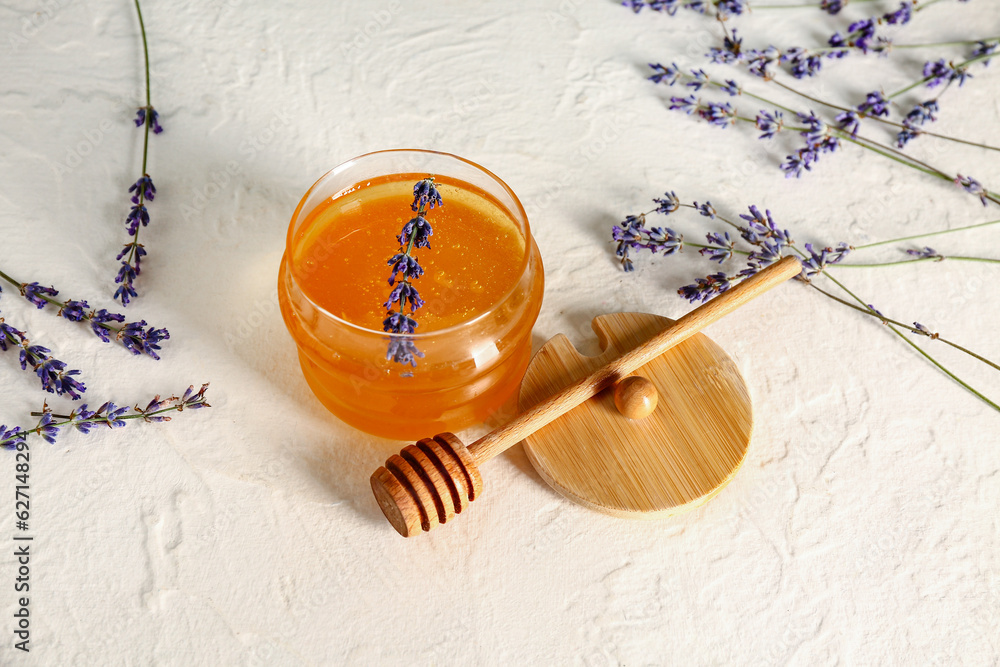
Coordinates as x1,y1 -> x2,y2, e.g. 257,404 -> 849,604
278,149 -> 544,440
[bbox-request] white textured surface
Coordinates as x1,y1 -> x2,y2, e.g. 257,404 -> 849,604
2,1 -> 999,664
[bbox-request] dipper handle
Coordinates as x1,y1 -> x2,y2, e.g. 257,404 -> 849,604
466,256 -> 801,463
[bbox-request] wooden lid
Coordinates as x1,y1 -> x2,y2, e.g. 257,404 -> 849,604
518,312 -> 752,518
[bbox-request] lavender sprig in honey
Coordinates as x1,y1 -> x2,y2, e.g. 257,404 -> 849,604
382,177 -> 442,367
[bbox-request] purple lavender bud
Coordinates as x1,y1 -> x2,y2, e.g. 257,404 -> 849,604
384,282 -> 425,312
912,322 -> 938,338
59,300 -> 90,322
35,412 -> 59,444
387,253 -> 424,284
397,216 -> 433,249
678,272 -> 731,303
649,62 -> 682,85
386,337 -> 424,367
684,0 -> 706,14
668,95 -> 698,115
820,0 -> 844,14
125,204 -> 150,235
721,79 -> 741,97
648,0 -> 680,14
698,102 -> 735,128
621,0 -> 645,12
114,263 -> 138,306
716,0 -> 747,18
781,151 -> 813,178
411,179 -> 443,212
653,192 -> 680,215
906,246 -> 942,260
21,282 -> 58,309
955,175 -> 988,206
835,111 -> 860,137
696,201 -> 716,219
882,2 -> 912,25
700,231 -> 733,263
149,108 -> 163,134
756,110 -> 784,139
0,321 -> 25,351
923,60 -> 971,88
143,326 -> 170,360
129,175 -> 156,204
686,69 -> 709,91
857,91 -> 890,117
972,40 -> 997,66
846,19 -> 877,53
0,425 -> 25,450
134,108 -> 146,128
646,227 -> 683,254
383,311 -> 418,335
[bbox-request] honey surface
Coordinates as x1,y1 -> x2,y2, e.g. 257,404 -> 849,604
291,174 -> 526,332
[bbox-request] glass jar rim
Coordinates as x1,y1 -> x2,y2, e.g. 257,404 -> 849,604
284,148 -> 537,340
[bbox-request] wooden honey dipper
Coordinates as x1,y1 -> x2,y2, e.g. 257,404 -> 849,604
370,255 -> 802,537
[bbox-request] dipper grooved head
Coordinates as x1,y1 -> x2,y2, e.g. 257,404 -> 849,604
370,433 -> 482,537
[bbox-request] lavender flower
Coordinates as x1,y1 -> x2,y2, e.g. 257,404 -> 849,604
906,246 -> 943,260
1,297 -> 87,399
686,69 -> 709,91
134,107 -> 163,134
721,79 -> 741,97
845,19 -> 877,53
782,48 -> 823,79
696,201 -> 716,218
622,0 -> 645,12
129,175 -> 156,203
923,59 -> 971,88
700,232 -> 734,263
745,47 -> 779,79
698,102 -> 736,128
648,0 -> 681,14
756,110 -> 784,139
857,91 -> 890,118
116,6 -> 163,307
679,272 -> 731,303
649,62 -> 682,85
912,322 -> 939,339
24,342 -> 84,399
820,0 -> 844,15
882,2 -> 912,25
22,282 -> 58,309
669,95 -> 698,114
1,385 -> 210,450
715,0 -> 747,19
708,31 -> 743,64
835,111 -> 860,137
383,177 -> 440,367
799,242 -> 851,278
955,175 -> 988,206
653,191 -> 680,214
0,425 -> 24,450
972,40 -> 997,65
0,276 -> 169,358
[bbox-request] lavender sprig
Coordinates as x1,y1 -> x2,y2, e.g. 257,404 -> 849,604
382,177 -> 442,368
0,384 -> 211,450
0,314 -> 86,400
0,271 -> 169,359
610,195 -> 1000,410
114,0 -> 162,307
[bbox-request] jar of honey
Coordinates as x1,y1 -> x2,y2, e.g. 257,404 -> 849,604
278,150 -> 545,440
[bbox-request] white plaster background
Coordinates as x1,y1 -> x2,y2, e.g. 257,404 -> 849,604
1,0 -> 998,664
